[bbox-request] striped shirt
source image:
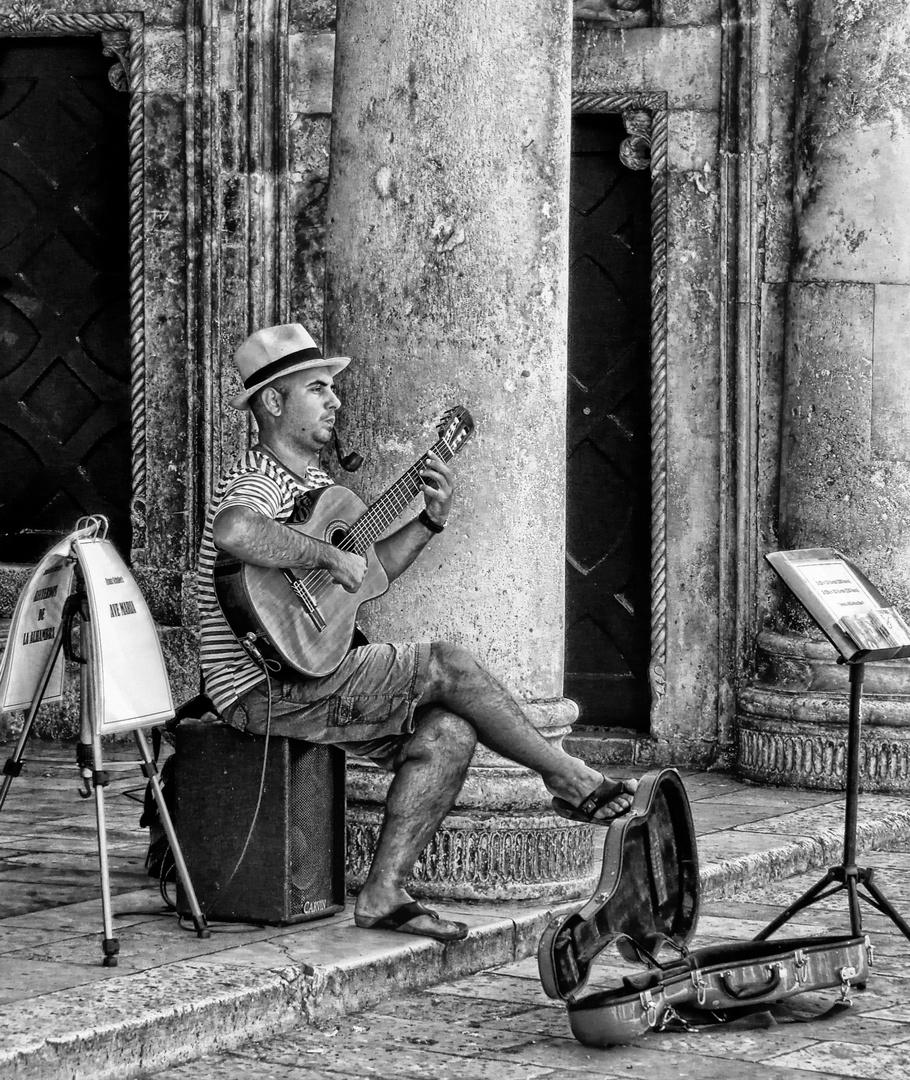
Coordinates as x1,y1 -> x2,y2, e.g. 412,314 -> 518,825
197,449 -> 334,714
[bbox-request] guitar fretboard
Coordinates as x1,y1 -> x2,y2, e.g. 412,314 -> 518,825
339,437 -> 456,554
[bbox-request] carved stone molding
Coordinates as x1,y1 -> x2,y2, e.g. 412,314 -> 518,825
737,630 -> 910,792
346,808 -> 597,901
0,10 -> 148,555
619,108 -> 652,170
100,30 -> 130,92
737,716 -> 910,793
193,0 -> 295,509
571,91 -> 669,714
573,0 -> 651,27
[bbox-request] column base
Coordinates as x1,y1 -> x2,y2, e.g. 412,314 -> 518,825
344,696 -> 599,901
346,807 -> 595,902
737,631 -> 910,792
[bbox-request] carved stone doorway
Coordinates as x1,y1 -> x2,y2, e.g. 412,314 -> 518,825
0,36 -> 131,562
565,111 -> 652,731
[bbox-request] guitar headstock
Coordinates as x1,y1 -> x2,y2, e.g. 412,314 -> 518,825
436,405 -> 475,457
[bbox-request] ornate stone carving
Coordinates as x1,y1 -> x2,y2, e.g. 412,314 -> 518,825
571,92 -> 669,712
738,630 -> 910,792
2,0 -> 47,30
0,7 -> 139,34
737,717 -> 910,793
346,809 -> 597,901
619,108 -> 651,170
101,30 -> 130,93
574,0 -> 651,27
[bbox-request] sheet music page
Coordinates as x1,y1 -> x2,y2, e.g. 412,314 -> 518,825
0,535 -> 77,713
74,537 -> 174,734
795,559 -> 878,622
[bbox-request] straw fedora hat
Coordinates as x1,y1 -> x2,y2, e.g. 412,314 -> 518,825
229,323 -> 350,410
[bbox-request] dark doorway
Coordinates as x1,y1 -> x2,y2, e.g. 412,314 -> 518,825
565,112 -> 652,731
0,37 -> 131,563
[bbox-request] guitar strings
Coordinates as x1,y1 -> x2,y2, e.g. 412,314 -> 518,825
293,436 -> 457,606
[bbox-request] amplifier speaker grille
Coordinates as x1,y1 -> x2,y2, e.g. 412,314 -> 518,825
174,719 -> 345,925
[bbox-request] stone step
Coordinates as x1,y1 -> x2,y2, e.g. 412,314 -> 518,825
5,799 -> 910,1080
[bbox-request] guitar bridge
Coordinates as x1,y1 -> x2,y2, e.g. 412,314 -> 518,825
282,571 -> 326,632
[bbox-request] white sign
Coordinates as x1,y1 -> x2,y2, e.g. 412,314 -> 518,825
74,537 -> 174,734
796,559 -> 878,621
0,535 -> 77,712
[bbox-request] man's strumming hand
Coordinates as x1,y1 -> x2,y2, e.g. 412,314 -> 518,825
320,546 -> 367,593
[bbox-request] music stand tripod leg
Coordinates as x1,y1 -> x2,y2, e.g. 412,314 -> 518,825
0,624 -> 68,814
78,654 -> 121,968
90,732 -> 120,967
858,870 -> 910,943
753,868 -> 842,941
133,728 -> 210,938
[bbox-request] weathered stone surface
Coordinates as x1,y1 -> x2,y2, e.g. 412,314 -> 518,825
780,282 -> 910,608
793,0 -> 910,283
667,109 -> 718,172
288,31 -> 334,115
323,0 -> 590,899
325,0 -> 572,698
145,29 -> 187,95
871,285 -> 910,462
660,0 -> 720,26
662,169 -> 722,753
739,3 -> 910,790
573,0 -> 651,29
760,1 -> 805,286
754,629 -> 910,697
287,114 -> 332,337
573,26 -> 722,110
288,0 -> 336,34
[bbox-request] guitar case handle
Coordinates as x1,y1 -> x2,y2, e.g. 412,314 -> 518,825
719,962 -> 783,1001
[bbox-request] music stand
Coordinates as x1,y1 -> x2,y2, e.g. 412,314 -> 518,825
756,548 -> 910,943
0,518 -> 209,965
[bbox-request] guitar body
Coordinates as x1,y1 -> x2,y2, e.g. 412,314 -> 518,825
214,404 -> 475,679
214,485 -> 391,678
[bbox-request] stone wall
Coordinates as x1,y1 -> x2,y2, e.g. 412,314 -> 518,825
0,0 -> 343,740
0,3 -> 198,736
738,0 -> 910,791
570,4 -> 728,765
0,1 -> 766,778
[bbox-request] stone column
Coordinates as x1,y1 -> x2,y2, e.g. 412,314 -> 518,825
738,1 -> 910,792
324,0 -> 592,898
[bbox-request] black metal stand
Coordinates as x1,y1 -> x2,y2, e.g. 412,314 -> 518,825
755,661 -> 910,943
0,573 -> 209,964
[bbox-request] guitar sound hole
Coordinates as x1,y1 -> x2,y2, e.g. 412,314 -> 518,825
328,525 -> 350,547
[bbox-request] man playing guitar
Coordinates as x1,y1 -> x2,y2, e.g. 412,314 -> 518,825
198,323 -> 637,942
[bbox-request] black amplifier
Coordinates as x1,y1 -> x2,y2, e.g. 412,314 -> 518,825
174,719 -> 345,924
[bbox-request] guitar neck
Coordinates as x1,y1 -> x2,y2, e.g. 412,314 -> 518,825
344,437 -> 456,553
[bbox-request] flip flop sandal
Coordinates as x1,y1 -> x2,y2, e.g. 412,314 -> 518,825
551,778 -> 634,825
354,900 -> 469,942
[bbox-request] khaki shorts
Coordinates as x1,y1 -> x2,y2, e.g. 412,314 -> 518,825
221,641 -> 431,771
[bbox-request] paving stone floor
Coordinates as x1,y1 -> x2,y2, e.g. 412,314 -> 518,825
138,851 -> 910,1080
3,739 -> 910,1079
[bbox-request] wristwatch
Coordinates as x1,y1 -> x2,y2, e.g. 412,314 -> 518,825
418,509 -> 446,534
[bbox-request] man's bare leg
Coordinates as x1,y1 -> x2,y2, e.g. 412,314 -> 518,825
355,705 -> 477,938
354,644 -> 636,938
419,643 -> 636,818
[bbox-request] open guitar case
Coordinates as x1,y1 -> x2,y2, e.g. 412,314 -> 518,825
537,768 -> 873,1047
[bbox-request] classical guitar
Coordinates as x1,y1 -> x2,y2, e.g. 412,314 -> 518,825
213,405 -> 475,678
